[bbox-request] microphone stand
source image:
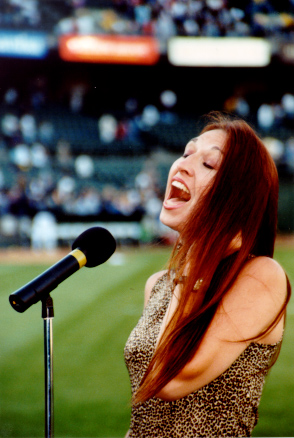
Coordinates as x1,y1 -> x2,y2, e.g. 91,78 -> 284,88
42,294 -> 54,438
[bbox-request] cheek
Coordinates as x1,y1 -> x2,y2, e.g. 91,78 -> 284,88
196,173 -> 215,197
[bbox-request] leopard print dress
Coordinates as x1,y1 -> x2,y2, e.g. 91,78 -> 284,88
124,272 -> 281,438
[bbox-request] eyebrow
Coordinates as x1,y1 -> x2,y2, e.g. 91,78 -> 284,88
191,138 -> 224,154
211,146 -> 224,154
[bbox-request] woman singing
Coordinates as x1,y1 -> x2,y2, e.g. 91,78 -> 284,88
124,113 -> 291,437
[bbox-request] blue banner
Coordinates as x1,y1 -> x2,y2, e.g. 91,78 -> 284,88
0,30 -> 49,58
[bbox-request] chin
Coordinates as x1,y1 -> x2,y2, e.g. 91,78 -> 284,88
160,209 -> 182,233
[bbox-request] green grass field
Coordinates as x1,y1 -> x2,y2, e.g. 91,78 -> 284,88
0,244 -> 293,437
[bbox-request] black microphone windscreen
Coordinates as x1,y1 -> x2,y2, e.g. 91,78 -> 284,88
72,227 -> 116,268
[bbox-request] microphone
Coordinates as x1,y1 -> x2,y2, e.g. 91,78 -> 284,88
9,227 -> 116,313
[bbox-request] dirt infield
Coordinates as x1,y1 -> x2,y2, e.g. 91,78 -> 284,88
0,248 -> 70,264
0,235 -> 293,264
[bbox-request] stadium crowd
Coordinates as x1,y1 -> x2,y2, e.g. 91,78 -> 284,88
0,79 -> 294,233
110,0 -> 294,39
2,0 -> 294,41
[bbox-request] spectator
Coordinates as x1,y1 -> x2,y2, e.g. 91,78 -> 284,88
70,187 -> 103,216
56,140 -> 73,170
19,113 -> 37,144
257,103 -> 275,131
98,114 -> 118,143
39,120 -> 54,145
4,88 -> 18,106
11,143 -> 31,170
31,211 -> 58,251
75,155 -> 95,179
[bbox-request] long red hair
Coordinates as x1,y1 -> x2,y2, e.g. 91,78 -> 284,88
133,112 -> 291,404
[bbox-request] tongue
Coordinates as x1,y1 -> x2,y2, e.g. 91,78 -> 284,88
171,186 -> 190,202
169,197 -> 187,204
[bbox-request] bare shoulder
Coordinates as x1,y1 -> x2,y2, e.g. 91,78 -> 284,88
220,256 -> 288,342
241,256 -> 287,297
144,270 -> 168,307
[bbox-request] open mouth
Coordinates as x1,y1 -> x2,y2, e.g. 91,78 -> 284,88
168,180 -> 191,203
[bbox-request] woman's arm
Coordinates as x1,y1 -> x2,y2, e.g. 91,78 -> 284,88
156,256 -> 288,401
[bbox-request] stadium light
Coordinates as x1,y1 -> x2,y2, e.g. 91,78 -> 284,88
168,37 -> 271,67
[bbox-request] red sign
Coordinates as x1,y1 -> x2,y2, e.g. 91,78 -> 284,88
59,34 -> 160,65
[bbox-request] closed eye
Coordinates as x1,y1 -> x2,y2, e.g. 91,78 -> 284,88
203,162 -> 214,170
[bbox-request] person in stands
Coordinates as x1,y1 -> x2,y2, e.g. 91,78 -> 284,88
124,112 -> 291,437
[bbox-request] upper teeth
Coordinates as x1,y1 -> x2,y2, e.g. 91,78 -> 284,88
172,180 -> 190,194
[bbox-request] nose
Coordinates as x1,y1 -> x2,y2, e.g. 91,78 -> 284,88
176,156 -> 194,176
